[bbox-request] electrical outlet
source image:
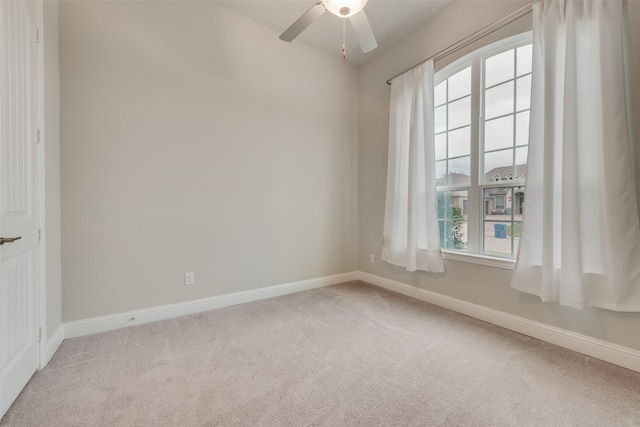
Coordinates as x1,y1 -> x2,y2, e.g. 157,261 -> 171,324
185,272 -> 195,285
369,254 -> 375,264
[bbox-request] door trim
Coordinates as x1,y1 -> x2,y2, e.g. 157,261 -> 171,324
34,0 -> 47,370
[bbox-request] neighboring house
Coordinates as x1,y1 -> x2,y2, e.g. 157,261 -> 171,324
485,164 -> 526,215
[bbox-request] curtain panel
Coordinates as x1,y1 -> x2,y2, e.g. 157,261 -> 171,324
511,0 -> 640,311
382,60 -> 445,273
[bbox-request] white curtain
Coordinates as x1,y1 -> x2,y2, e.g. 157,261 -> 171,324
511,0 -> 640,311
382,60 -> 444,273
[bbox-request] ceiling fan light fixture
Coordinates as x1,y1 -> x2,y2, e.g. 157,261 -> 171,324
323,0 -> 368,18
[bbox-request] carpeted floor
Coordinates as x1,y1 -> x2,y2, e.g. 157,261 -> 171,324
2,281 -> 640,426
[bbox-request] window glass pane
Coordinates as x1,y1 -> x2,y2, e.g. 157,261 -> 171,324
448,126 -> 470,158
515,111 -> 530,147
513,190 -> 525,215
485,81 -> 514,120
435,105 -> 447,133
515,147 -> 528,176
448,156 -> 470,185
513,222 -> 522,254
484,116 -> 513,152
438,190 -> 468,250
448,66 -> 471,101
517,44 -> 533,76
435,160 -> 447,186
484,220 -> 513,257
485,49 -> 514,87
484,149 -> 513,182
484,188 -> 511,215
484,187 -> 516,257
516,75 -> 532,111
435,80 -> 447,106
435,133 -> 447,161
438,191 -> 452,219
448,96 -> 471,129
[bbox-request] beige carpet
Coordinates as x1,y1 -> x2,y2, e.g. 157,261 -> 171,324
2,281 -> 640,426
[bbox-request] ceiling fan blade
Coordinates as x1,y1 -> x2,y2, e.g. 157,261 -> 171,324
349,9 -> 377,53
279,2 -> 326,42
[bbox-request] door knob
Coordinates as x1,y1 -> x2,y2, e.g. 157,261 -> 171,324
0,236 -> 21,245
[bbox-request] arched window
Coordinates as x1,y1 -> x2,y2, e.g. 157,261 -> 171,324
434,32 -> 532,258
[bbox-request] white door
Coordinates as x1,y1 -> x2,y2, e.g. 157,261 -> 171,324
0,0 -> 40,418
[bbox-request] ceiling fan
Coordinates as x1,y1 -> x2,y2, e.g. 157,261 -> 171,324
279,0 -> 378,57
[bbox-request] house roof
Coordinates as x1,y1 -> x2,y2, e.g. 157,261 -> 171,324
440,164 -> 527,185
448,172 -> 470,185
485,164 -> 527,181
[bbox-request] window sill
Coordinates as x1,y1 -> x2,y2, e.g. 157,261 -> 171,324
442,250 -> 516,270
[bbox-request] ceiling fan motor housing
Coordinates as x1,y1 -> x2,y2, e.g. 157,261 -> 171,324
323,0 -> 368,18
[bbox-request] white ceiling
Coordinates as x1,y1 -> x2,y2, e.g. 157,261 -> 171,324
215,0 -> 454,66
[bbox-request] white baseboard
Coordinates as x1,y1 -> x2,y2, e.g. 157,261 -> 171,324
43,324 -> 64,368
60,270 -> 640,374
358,272 -> 640,374
63,272 -> 359,339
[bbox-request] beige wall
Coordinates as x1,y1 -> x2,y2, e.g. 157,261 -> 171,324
358,0 -> 640,350
59,1 -> 358,321
44,0 -> 62,340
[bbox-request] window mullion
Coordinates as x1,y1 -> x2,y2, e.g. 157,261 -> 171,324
466,56 -> 482,254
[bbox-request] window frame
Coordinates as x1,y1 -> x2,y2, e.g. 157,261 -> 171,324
434,31 -> 533,268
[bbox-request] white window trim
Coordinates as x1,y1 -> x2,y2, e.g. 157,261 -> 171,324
434,31 -> 532,268
442,250 -> 516,270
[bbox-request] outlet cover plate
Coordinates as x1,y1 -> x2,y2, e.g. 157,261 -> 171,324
185,272 -> 195,285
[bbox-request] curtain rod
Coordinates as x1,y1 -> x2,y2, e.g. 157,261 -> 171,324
386,0 -> 538,85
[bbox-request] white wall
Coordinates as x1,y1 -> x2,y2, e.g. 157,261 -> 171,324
43,0 -> 62,341
358,0 -> 640,351
59,1 -> 358,321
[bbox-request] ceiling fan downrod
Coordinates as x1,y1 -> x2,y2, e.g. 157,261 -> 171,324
342,18 -> 347,59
